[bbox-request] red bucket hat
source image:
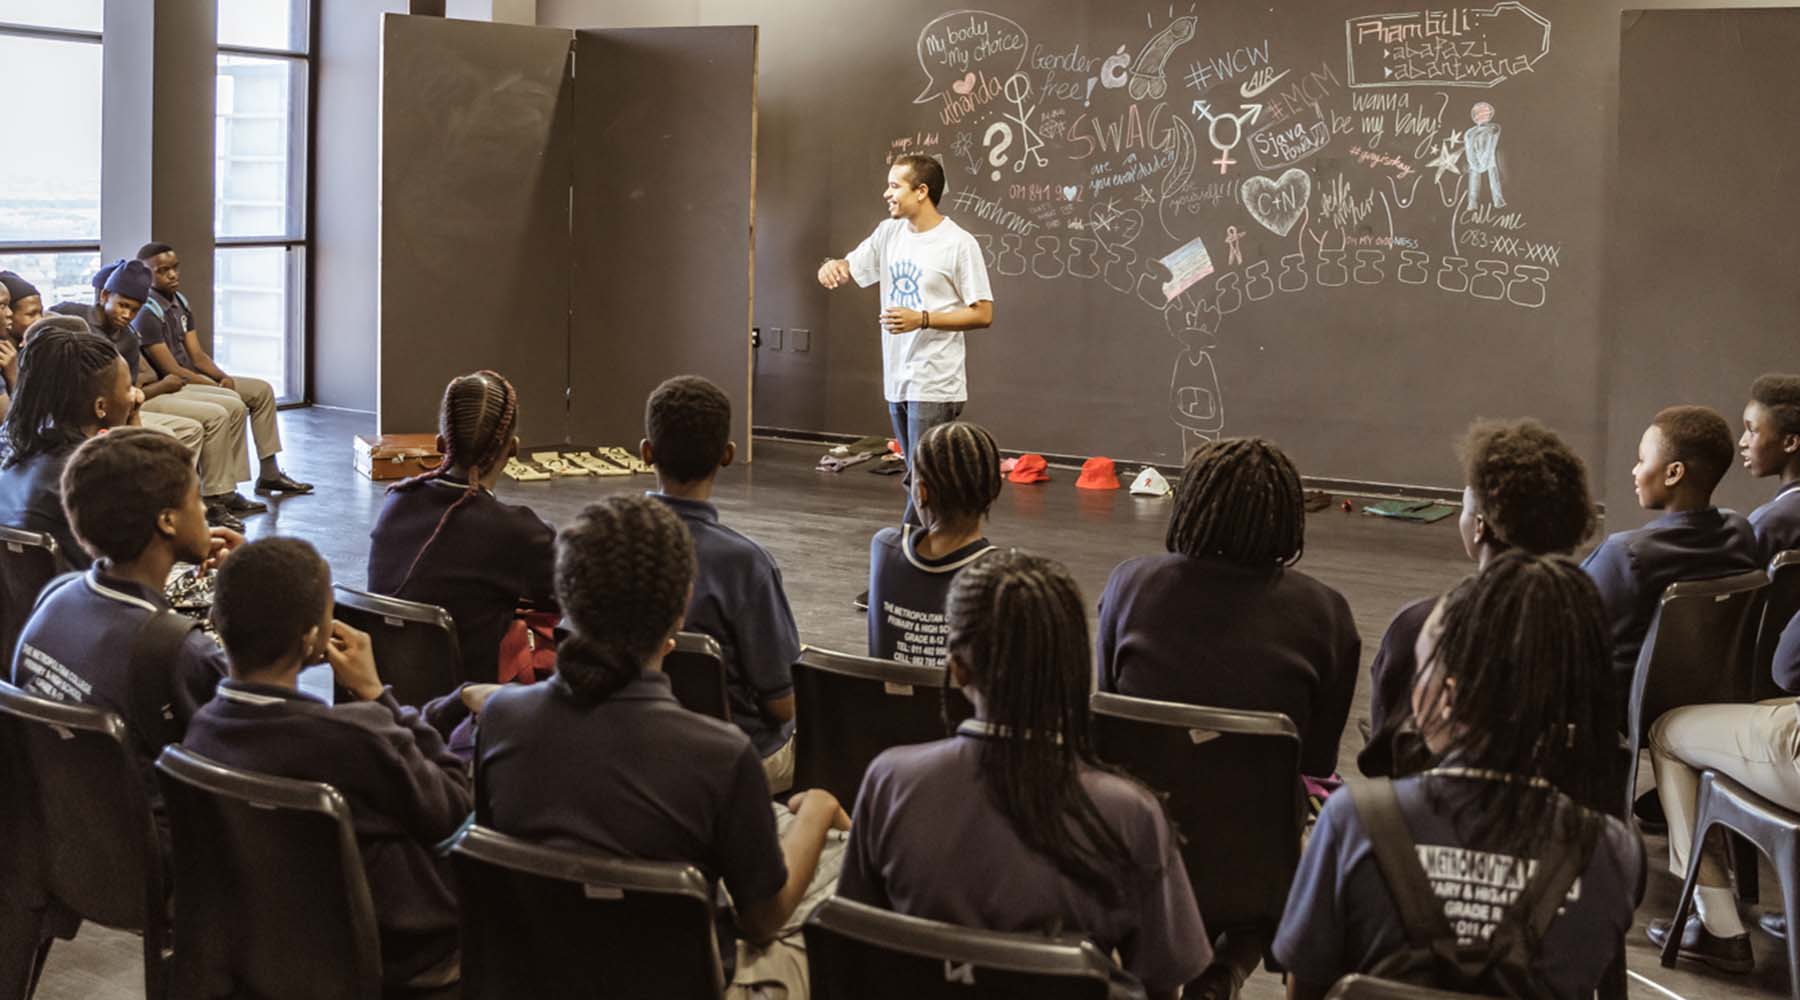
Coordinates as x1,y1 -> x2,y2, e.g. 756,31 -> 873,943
1007,453 -> 1050,484
1076,456 -> 1120,490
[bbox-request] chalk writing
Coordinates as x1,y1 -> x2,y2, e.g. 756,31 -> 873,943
916,10 -> 1029,102
1346,4 -> 1552,89
1241,168 -> 1311,236
1183,39 -> 1273,93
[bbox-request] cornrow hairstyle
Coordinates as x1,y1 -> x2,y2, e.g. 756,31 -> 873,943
61,427 -> 196,564
1651,405 -> 1735,494
1417,551 -> 1614,856
1164,436 -> 1305,566
912,420 -> 1002,524
212,537 -> 333,672
1459,418 -> 1595,555
1751,373 -> 1800,436
386,370 -> 520,592
0,327 -> 123,470
894,153 -> 946,205
945,549 -> 1156,906
645,375 -> 731,484
553,495 -> 696,704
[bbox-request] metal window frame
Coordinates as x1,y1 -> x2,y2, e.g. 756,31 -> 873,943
0,22 -> 102,45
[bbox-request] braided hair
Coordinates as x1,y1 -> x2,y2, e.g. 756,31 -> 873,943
911,421 -> 1002,525
1417,551 -> 1614,855
386,371 -> 519,591
554,495 -> 696,703
0,327 -> 124,470
1164,436 -> 1305,566
946,549 -> 1150,905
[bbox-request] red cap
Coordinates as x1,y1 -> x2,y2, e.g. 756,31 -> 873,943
1007,453 -> 1050,484
1076,456 -> 1120,490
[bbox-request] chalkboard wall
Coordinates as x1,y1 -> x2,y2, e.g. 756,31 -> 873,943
535,0 -> 1797,514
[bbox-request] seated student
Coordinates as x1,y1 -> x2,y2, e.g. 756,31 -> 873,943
840,550 -> 1211,1000
133,241 -> 311,507
1,270 -> 43,346
1275,553 -> 1644,999
1360,418 -> 1594,777
368,371 -> 554,685
1582,406 -> 1760,700
0,327 -> 140,569
867,420 -> 1000,663
182,537 -> 470,990
1741,372 -> 1800,561
1096,437 -> 1358,780
642,375 -> 802,792
10,429 -> 231,785
477,495 -> 844,997
0,274 -> 14,417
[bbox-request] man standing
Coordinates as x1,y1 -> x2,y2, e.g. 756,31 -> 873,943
817,153 -> 995,535
133,241 -> 312,502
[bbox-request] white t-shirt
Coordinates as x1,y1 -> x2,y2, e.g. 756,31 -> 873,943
846,217 -> 993,403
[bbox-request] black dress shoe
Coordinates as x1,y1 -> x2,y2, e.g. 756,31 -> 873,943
1647,915 -> 1755,973
1633,789 -> 1667,834
204,503 -> 245,533
254,472 -> 314,495
1761,911 -> 1787,939
215,491 -> 267,514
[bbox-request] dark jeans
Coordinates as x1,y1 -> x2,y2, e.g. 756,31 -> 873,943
888,400 -> 964,526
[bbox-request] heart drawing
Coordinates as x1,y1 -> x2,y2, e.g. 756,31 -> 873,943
1062,185 -> 1080,201
951,72 -> 978,95
1240,168 -> 1311,237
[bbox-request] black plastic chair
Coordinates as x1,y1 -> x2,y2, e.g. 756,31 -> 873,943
664,631 -> 731,722
332,584 -> 462,707
791,645 -> 974,805
1623,569 -> 1769,818
1662,770 -> 1800,1000
1325,973 -> 1488,999
804,895 -> 1135,1000
1754,550 -> 1800,702
0,681 -> 168,999
154,744 -> 386,1000
0,526 -> 66,665
1090,692 -> 1304,967
448,823 -> 723,999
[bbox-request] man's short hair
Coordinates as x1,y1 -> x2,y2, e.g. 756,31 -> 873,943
1459,418 -> 1594,554
894,154 -> 945,206
645,375 -> 731,483
135,241 -> 174,261
60,427 -> 196,563
212,537 -> 332,671
1652,405 -> 1735,494
1751,373 -> 1800,436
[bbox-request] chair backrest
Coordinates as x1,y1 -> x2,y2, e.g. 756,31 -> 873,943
1753,550 -> 1800,700
0,526 -> 66,665
0,681 -> 167,996
792,645 -> 974,805
1090,692 -> 1304,944
449,824 -> 723,1000
804,896 -> 1126,1000
331,584 -> 461,706
1325,973 -> 1491,999
664,631 -> 731,722
154,744 -> 383,1000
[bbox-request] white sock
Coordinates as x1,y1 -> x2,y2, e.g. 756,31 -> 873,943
1694,886 -> 1746,937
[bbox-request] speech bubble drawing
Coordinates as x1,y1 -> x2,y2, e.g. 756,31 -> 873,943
914,10 -> 1030,104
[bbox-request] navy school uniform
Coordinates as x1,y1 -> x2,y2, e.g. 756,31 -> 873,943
1751,482 -> 1800,564
1273,772 -> 1645,999
866,524 -> 995,663
50,302 -> 140,378
838,720 -> 1212,994
1096,553 -> 1361,778
367,476 -> 556,685
0,442 -> 88,570
131,287 -> 197,371
651,493 -> 801,758
181,680 -> 472,986
1357,597 -> 1436,778
1579,508 -> 1760,688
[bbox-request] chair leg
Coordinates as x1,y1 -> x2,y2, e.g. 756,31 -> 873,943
1778,838 -> 1800,1000
1737,831 -> 1764,905
1664,783 -> 1717,968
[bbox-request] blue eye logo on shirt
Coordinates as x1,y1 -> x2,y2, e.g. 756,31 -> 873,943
888,259 -> 923,310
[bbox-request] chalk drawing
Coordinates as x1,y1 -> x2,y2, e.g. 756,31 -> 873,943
1160,235 -> 1216,300
1345,3 -> 1552,89
1001,72 -> 1050,172
1130,16 -> 1197,100
982,121 -> 1013,181
914,10 -> 1030,103
1241,168 -> 1312,236
1225,225 -> 1244,266
1462,102 -> 1504,209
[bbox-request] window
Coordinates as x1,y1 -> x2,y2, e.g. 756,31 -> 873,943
216,0 -> 309,402
0,4 -> 103,316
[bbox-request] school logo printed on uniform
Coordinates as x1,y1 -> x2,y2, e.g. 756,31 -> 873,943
942,960 -> 976,984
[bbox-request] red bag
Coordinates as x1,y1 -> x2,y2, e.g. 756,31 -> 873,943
497,611 -> 560,684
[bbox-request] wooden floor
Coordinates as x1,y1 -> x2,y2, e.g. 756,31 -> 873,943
32,405 -> 1786,1000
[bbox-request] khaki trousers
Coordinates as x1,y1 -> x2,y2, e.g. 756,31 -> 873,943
142,387 -> 250,496
1650,697 -> 1800,885
139,411 -> 203,458
762,733 -> 796,795
223,376 -> 283,460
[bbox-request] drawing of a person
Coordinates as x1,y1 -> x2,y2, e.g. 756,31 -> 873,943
1463,102 -> 1504,209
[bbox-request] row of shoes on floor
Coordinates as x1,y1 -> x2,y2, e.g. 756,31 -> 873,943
503,447 -> 652,481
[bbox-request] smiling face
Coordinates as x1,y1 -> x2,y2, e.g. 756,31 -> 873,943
884,163 -> 929,220
1741,400 -> 1799,479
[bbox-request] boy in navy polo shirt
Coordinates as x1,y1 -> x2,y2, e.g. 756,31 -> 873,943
183,538 -> 471,990
1581,406 -> 1760,704
1740,373 -> 1800,561
642,376 -> 802,793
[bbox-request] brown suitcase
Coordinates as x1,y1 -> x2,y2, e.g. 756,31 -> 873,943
353,433 -> 443,481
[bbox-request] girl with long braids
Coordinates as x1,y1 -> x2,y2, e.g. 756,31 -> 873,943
0,326 -> 140,569
1274,553 -> 1643,998
839,550 -> 1211,1000
477,495 -> 847,998
1096,437 -> 1359,780
367,371 -> 555,685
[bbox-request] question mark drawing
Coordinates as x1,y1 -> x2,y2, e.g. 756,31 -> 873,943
983,121 -> 1013,182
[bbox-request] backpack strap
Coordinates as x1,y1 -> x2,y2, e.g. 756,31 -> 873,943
1505,804 -> 1602,943
126,608 -> 202,754
1350,778 -> 1461,949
